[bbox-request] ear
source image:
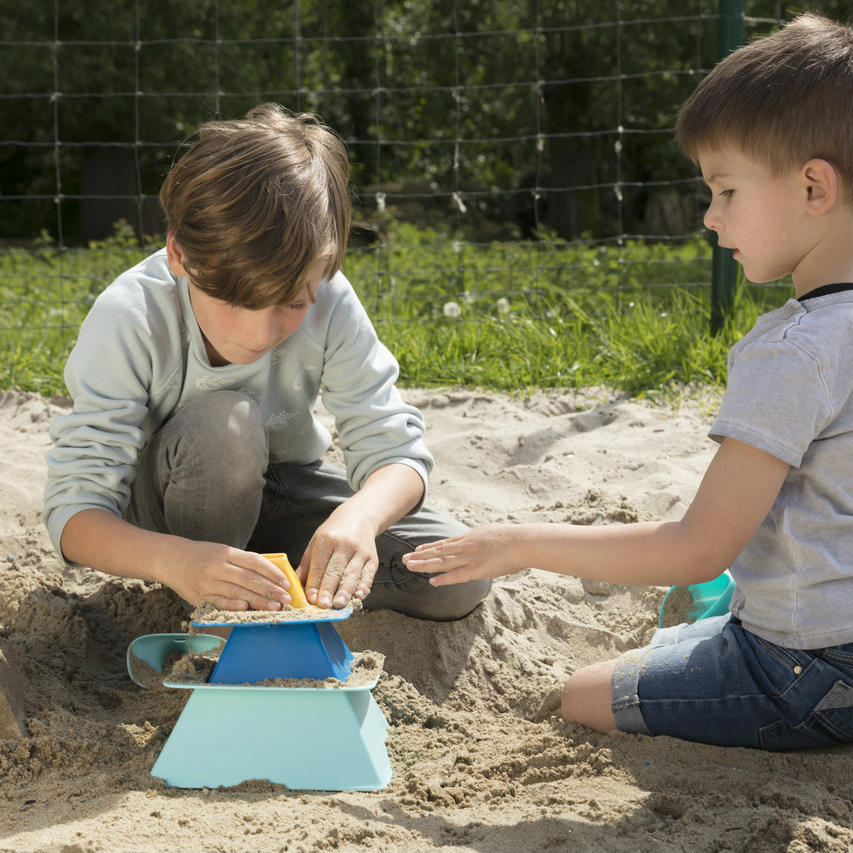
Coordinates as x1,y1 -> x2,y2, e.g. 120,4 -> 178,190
165,231 -> 189,277
801,158 -> 838,217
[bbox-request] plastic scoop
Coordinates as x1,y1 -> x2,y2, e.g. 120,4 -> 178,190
658,570 -> 735,628
263,552 -> 308,609
126,632 -> 226,688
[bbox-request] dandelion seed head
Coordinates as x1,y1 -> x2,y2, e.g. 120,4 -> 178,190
443,301 -> 462,318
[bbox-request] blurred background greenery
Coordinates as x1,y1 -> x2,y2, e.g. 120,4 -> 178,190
1,1 -> 849,395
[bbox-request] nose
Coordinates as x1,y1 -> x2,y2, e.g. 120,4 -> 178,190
246,310 -> 283,351
703,200 -> 721,232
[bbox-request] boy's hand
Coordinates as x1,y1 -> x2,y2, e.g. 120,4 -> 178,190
298,504 -> 380,609
59,509 -> 295,611
164,540 -> 294,610
402,524 -> 525,586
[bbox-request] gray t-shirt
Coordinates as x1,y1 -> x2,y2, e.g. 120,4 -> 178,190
710,289 -> 853,649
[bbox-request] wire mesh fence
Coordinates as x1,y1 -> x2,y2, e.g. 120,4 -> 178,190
2,1 -> 845,391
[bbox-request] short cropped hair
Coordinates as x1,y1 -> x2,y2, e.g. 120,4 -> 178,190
159,104 -> 351,308
676,14 -> 853,196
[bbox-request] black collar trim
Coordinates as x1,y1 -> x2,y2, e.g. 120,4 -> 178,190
797,283 -> 853,302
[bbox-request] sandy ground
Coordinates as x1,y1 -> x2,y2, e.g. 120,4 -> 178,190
0,387 -> 850,853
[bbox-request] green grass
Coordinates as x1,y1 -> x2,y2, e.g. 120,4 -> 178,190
1,219 -> 792,397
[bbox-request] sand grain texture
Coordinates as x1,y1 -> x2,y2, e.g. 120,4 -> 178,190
0,387 -> 850,853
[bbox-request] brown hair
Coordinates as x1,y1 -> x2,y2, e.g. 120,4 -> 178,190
159,104 -> 351,308
676,14 -> 853,196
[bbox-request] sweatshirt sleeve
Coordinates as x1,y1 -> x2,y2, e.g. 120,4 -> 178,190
318,274 -> 433,501
43,278 -> 157,560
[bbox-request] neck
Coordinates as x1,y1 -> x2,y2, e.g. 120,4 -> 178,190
791,206 -> 853,298
201,333 -> 229,367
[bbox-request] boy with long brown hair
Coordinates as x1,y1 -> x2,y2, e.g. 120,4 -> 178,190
45,104 -> 490,620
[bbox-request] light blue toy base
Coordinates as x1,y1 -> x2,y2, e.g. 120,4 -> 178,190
658,570 -> 735,627
207,621 -> 354,683
150,686 -> 391,790
162,675 -> 381,692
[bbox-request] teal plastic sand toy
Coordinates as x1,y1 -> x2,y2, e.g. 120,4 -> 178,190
658,570 -> 735,628
126,610 -> 391,791
148,673 -> 390,790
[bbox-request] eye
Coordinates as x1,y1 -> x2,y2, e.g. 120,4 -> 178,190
287,302 -> 308,311
719,189 -> 735,198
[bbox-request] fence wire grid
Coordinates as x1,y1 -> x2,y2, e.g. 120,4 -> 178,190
1,0 -> 845,390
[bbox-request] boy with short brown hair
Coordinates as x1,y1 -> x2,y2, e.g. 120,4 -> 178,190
405,14 -> 853,749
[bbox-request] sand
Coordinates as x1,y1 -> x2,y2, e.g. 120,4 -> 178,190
0,386 -> 850,853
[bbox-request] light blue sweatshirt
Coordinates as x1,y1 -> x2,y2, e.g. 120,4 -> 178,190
44,248 -> 433,558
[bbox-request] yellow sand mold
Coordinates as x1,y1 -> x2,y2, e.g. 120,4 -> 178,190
263,552 -> 308,609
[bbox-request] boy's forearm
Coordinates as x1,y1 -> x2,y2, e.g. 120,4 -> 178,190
506,438 -> 788,588
512,519 -> 723,587
347,463 -> 425,535
60,508 -> 176,585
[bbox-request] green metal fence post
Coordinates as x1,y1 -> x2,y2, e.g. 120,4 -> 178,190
710,0 -> 744,334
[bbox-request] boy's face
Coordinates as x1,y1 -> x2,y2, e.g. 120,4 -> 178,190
699,147 -> 808,286
187,263 -> 321,367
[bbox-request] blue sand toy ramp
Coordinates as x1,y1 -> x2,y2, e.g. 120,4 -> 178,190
206,621 -> 354,683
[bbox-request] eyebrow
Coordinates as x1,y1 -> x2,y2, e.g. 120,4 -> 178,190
290,288 -> 317,306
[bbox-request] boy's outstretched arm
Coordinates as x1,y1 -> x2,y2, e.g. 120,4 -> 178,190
298,462 -> 424,608
403,437 -> 789,588
60,509 -> 294,610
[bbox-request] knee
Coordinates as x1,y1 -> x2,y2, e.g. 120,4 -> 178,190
186,392 -> 267,468
561,672 -> 585,722
365,571 -> 491,621
212,391 -> 266,449
176,392 -> 268,495
561,660 -> 618,733
425,576 -> 492,621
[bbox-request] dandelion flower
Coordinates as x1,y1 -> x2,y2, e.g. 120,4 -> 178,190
443,301 -> 462,318
496,297 -> 510,315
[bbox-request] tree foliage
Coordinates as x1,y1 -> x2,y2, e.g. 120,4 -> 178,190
1,0 -> 850,243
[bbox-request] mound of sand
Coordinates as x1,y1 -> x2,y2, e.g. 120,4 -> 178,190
0,387 -> 850,853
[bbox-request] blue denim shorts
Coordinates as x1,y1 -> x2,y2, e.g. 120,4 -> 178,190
611,615 -> 853,750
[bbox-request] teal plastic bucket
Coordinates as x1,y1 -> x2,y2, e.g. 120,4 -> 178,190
658,570 -> 735,628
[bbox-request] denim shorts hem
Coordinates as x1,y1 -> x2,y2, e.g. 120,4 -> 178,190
611,648 -> 651,735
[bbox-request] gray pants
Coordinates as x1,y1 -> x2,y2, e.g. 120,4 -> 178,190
126,391 -> 490,620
